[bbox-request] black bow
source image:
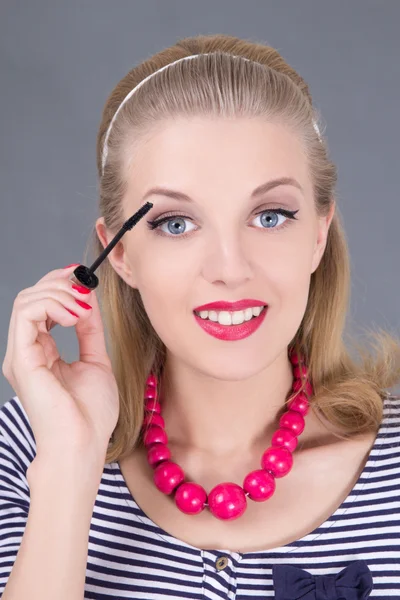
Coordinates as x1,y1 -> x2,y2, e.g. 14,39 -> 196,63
272,559 -> 373,599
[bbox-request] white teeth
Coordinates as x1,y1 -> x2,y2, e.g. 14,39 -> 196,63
196,305 -> 266,325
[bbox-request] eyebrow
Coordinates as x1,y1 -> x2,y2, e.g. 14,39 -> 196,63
142,176 -> 303,203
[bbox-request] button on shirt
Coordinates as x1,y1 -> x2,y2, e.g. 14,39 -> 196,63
215,555 -> 230,571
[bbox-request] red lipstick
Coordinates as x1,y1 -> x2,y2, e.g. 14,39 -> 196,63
193,300 -> 268,341
193,299 -> 266,312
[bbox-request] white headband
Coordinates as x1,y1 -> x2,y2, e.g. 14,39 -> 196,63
101,53 -> 322,175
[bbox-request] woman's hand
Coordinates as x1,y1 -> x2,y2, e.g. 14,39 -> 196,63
2,265 -> 119,467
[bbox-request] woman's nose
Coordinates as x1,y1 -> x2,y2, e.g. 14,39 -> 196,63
201,237 -> 254,287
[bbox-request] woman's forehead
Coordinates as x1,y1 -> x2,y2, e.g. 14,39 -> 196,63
125,117 -> 311,202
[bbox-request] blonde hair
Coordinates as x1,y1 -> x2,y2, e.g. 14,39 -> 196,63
83,34 -> 400,465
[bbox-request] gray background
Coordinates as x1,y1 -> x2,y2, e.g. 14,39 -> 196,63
1,0 -> 399,404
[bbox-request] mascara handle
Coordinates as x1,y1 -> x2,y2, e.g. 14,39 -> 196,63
69,265 -> 99,290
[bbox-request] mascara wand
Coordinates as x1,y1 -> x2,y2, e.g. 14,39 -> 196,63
70,201 -> 153,290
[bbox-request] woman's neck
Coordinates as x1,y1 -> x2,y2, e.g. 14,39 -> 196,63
159,351 -> 297,457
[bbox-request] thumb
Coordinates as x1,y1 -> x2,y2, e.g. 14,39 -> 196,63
74,289 -> 111,367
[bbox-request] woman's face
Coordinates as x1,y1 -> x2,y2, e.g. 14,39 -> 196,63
98,117 -> 334,380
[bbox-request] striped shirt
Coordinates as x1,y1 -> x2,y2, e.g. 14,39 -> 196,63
1,393 -> 400,599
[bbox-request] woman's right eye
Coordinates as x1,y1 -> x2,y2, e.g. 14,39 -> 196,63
147,215 -> 197,238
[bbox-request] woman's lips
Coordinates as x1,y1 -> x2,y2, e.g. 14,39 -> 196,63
193,306 -> 268,341
193,299 -> 266,312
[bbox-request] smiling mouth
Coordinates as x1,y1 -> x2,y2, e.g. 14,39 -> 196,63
193,305 -> 268,325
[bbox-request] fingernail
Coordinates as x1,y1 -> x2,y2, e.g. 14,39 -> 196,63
72,284 -> 91,295
66,308 -> 79,317
75,299 -> 92,310
63,263 -> 80,269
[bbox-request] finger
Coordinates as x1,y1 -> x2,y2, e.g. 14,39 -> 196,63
36,329 -> 61,370
12,296 -> 81,374
17,285 -> 92,332
73,289 -> 111,368
23,265 -> 82,332
37,264 -> 81,284
6,281 -> 94,383
37,265 -> 84,331
2,265 -> 81,376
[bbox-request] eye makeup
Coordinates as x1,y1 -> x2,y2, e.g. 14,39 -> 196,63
146,207 -> 300,239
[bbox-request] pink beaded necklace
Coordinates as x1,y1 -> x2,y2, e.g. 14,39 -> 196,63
141,350 -> 313,521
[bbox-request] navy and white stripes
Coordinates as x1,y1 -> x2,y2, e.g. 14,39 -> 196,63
1,393 -> 400,598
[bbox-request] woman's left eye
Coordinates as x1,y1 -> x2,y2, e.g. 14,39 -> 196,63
146,208 -> 299,238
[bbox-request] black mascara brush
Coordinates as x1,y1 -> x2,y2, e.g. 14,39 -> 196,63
69,201 -> 153,290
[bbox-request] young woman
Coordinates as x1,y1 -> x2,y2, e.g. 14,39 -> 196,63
2,33 -> 400,599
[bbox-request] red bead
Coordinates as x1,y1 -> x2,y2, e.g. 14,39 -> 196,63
175,482 -> 207,515
271,427 -> 298,452
142,413 -> 165,428
261,446 -> 293,477
293,379 -> 313,397
208,483 -> 247,520
279,410 -> 305,436
287,392 -> 310,416
293,364 -> 308,379
147,443 -> 171,466
144,386 -> 158,400
143,425 -> 168,447
146,374 -> 158,387
145,399 -> 161,413
243,469 -> 276,501
154,461 -> 185,494
290,351 -> 306,365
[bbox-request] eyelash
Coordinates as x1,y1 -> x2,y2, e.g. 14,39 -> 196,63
146,208 -> 299,239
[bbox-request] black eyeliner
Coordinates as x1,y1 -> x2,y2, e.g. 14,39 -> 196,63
147,208 -> 299,230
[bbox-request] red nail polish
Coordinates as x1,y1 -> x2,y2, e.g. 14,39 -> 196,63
75,299 -> 92,310
72,284 -> 91,294
63,263 -> 80,269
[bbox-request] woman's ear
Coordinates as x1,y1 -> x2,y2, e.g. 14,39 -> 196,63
95,217 -> 138,288
311,200 -> 336,274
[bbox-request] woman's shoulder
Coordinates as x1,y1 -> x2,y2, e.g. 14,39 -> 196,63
384,391 -> 400,411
